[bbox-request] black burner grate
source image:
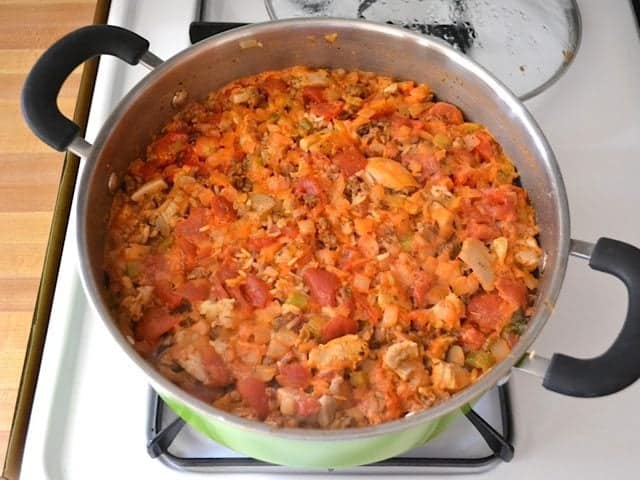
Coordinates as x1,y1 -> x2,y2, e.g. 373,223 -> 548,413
146,384 -> 513,472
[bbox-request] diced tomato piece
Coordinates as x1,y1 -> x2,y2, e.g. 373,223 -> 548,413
295,176 -> 323,197
201,345 -> 233,387
303,268 -> 341,307
175,208 -> 211,255
452,165 -> 479,187
496,277 -> 528,310
130,159 -> 163,182
368,98 -> 396,119
154,281 -> 184,310
181,147 -> 201,165
176,278 -> 211,303
261,76 -> 288,97
428,102 -> 464,125
215,263 -> 251,310
217,262 -> 239,281
176,237 -> 198,270
460,324 -> 487,350
295,176 -> 327,203
390,114 -> 423,131
460,198 -> 503,241
391,114 -> 411,128
210,196 -> 236,223
321,315 -> 358,343
296,394 -> 321,417
236,377 -> 269,419
474,131 -> 498,162
175,208 -> 210,242
228,285 -> 252,312
480,186 -> 518,222
145,253 -> 185,309
145,253 -> 183,283
310,101 -> 344,121
332,148 -> 367,177
276,363 -> 311,388
136,308 -> 181,342
301,86 -> 326,104
391,113 -> 424,137
181,147 -> 208,176
149,132 -> 189,167
466,221 -> 501,242
217,275 -> 250,310
210,275 -> 230,300
241,274 -> 272,308
401,151 -> 440,179
467,292 -> 512,334
247,235 -> 279,252
411,271 -> 434,309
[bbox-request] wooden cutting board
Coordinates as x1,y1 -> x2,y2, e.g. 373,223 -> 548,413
0,0 -> 98,467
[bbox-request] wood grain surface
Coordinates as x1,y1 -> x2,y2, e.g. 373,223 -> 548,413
0,0 -> 97,467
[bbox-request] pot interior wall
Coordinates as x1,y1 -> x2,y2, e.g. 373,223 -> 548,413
84,19 -> 567,363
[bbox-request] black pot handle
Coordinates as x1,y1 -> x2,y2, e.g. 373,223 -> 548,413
542,237 -> 640,397
22,25 -> 157,152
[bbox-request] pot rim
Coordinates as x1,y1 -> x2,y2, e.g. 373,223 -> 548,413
76,17 -> 570,441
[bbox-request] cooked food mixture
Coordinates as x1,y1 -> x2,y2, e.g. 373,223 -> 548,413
105,66 -> 542,428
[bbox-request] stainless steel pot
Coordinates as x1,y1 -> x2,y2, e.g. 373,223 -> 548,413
22,19 -> 640,467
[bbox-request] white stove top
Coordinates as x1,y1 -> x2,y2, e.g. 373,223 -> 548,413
20,0 -> 640,478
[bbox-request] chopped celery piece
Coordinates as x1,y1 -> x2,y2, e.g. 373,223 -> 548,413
504,310 -> 527,336
465,350 -> 496,371
125,262 -> 140,278
400,234 -> 414,252
299,117 -> 313,132
460,122 -> 481,133
349,371 -> 368,387
286,291 -> 309,309
306,315 -> 325,338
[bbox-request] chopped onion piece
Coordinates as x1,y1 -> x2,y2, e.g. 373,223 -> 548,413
277,388 -> 297,415
352,273 -> 371,293
383,83 -> 398,94
254,365 -> 277,382
249,193 -> 276,214
446,345 -> 465,366
382,304 -> 399,327
131,178 -> 167,202
492,237 -> 509,264
432,361 -> 471,391
231,89 -> 251,104
490,337 -> 510,362
298,219 -> 316,236
303,70 -> 330,86
458,238 -> 495,291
